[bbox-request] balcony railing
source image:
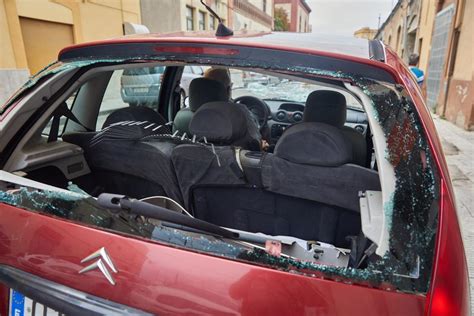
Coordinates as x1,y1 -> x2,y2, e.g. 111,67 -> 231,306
233,0 -> 273,27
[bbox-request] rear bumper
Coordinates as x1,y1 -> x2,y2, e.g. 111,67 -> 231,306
0,265 -> 150,315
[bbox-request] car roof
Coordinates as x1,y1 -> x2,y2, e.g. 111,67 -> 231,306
59,31 -> 372,61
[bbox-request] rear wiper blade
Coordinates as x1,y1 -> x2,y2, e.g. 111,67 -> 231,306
98,193 -> 238,239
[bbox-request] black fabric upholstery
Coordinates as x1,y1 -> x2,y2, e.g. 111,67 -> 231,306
189,101 -> 261,150
304,90 -> 347,127
173,78 -> 229,134
191,186 -> 359,246
261,156 -> 380,212
263,117 -> 379,213
275,122 -> 352,166
304,90 -> 367,167
188,78 -> 228,111
65,107 -> 169,148
173,108 -> 193,135
102,106 -> 167,129
341,126 -> 367,167
81,139 -> 182,202
172,137 -> 378,247
64,107 -> 180,202
62,132 -> 95,148
171,144 -> 246,208
76,169 -> 167,199
239,150 -> 264,187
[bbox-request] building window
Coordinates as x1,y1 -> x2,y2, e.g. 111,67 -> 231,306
198,11 -> 206,30
299,15 -> 302,32
396,26 -> 402,52
186,6 -> 194,31
263,0 -> 267,12
210,15 -> 216,30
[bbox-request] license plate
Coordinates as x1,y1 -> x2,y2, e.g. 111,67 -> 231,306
133,87 -> 149,93
9,289 -> 60,316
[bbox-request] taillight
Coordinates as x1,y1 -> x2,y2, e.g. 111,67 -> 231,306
0,284 -> 9,315
426,180 -> 470,315
153,46 -> 240,56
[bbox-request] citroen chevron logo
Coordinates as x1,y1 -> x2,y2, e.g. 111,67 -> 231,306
79,247 -> 118,285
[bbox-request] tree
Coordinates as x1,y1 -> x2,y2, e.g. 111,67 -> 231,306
274,7 -> 290,31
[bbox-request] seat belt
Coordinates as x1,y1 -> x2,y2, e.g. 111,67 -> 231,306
48,102 -> 93,143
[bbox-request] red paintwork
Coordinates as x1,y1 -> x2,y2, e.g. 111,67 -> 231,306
0,203 -> 425,315
57,33 -> 404,85
427,181 -> 470,315
0,35 -> 469,315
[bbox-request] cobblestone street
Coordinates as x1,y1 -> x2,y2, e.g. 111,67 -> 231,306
433,115 -> 474,311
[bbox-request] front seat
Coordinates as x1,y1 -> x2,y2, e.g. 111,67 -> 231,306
173,78 -> 228,135
189,101 -> 261,150
304,90 -> 367,166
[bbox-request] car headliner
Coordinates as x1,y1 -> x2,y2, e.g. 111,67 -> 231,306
58,31 -> 371,61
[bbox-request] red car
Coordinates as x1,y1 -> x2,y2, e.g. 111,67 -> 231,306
0,29 -> 469,315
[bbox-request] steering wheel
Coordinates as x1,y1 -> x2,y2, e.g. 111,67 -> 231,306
234,96 -> 270,130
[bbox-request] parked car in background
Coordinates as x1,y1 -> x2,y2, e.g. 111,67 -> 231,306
0,29 -> 469,315
120,66 -> 165,107
121,65 -> 203,108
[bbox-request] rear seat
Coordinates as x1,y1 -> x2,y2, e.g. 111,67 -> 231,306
173,121 -> 380,247
65,107 -> 381,247
63,107 -> 183,201
171,101 -> 258,207
259,122 -> 381,245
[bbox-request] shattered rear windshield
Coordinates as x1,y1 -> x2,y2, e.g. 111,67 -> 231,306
0,57 -> 439,295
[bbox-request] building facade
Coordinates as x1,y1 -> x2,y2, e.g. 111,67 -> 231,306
230,0 -> 273,31
141,0 -> 229,34
375,0 -> 422,62
141,0 -> 273,34
377,0 -> 472,130
0,0 -> 141,104
274,0 -> 311,32
429,0 -> 472,130
353,27 -> 377,40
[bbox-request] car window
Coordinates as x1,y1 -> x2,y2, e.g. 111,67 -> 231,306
41,90 -> 78,137
191,66 -> 203,75
232,70 -> 362,109
96,67 -> 164,129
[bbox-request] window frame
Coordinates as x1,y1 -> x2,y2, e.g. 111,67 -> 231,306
198,11 -> 206,31
209,15 -> 216,30
186,6 -> 195,31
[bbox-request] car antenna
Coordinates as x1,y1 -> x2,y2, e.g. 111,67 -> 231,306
200,0 -> 234,37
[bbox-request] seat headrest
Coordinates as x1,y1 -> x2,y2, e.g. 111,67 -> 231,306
102,106 -> 167,129
304,90 -> 347,128
274,122 -> 352,166
189,78 -> 229,111
189,101 -> 247,144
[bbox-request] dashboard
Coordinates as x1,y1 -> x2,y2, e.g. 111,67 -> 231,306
265,100 -> 368,143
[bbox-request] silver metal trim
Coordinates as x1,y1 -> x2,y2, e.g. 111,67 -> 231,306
79,247 -> 118,285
